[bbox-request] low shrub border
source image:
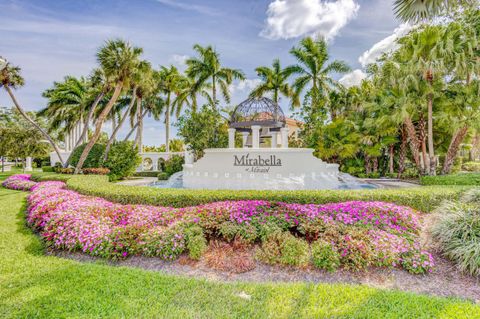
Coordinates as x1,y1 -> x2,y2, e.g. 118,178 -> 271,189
421,173 -> 480,186
5,175 -> 434,274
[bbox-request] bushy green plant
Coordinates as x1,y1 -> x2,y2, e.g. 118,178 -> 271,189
133,171 -> 161,177
69,143 -> 105,168
432,201 -> 480,276
257,232 -> 309,267
311,239 -> 341,272
462,162 -> 480,172
184,225 -> 207,260
158,172 -> 169,180
164,155 -> 184,177
42,166 -> 54,172
218,221 -> 258,243
103,141 -> 141,181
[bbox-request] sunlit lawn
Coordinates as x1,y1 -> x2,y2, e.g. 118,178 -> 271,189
1,174 -> 480,318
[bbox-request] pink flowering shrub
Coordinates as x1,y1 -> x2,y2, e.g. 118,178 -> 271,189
2,174 -> 36,191
4,174 -> 434,273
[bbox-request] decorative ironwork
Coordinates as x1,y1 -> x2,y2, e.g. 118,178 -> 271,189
229,97 -> 286,129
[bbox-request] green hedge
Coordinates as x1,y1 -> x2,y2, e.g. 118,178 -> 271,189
462,162 -> 480,172
36,175 -> 469,212
133,171 -> 161,177
420,173 -> 480,186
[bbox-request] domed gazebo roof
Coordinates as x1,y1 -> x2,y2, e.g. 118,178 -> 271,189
229,97 -> 286,130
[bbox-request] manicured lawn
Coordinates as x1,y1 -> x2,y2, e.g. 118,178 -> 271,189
1,175 -> 480,318
421,173 -> 480,186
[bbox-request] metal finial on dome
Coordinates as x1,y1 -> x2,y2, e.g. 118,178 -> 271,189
229,97 -> 286,129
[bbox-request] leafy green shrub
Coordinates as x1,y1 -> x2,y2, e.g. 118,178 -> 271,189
164,155 -> 184,177
421,173 -> 480,186
462,162 -> 480,172
184,225 -> 207,260
158,172 -> 169,180
311,239 -> 341,272
218,221 -> 258,244
432,201 -> 480,276
69,143 -> 105,168
63,175 -> 469,212
42,166 -> 54,172
58,168 -> 74,174
257,232 -> 309,266
103,141 -> 141,181
133,171 -> 161,177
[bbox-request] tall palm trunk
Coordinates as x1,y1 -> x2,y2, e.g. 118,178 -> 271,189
441,126 -> 469,175
123,109 -> 148,142
397,126 -> 407,178
75,82 -> 123,173
104,92 -> 137,161
64,91 -> 104,167
165,92 -> 171,153
134,98 -> 143,153
427,93 -> 436,175
211,75 -> 216,107
4,86 -> 65,167
418,115 -> 428,175
111,116 -> 117,142
389,144 -> 395,174
404,117 -> 421,172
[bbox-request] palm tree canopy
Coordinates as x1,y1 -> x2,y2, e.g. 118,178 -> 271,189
186,44 -> 245,104
289,37 -> 350,108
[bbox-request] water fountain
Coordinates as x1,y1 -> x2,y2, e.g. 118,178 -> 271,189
152,97 -> 376,190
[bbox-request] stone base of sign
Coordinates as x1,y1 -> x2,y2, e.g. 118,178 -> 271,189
182,148 -> 342,190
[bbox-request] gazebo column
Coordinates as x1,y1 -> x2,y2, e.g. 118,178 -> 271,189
271,131 -> 278,149
241,132 -> 249,148
25,157 -> 33,172
228,128 -> 236,149
280,127 -> 289,148
251,125 -> 261,149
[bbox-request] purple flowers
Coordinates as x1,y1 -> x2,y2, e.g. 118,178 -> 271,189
3,174 -> 434,273
2,174 -> 37,191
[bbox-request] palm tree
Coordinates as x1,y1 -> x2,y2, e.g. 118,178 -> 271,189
40,76 -> 90,140
186,44 -> 245,107
74,39 -> 143,173
250,58 -> 298,105
393,0 -> 450,22
0,61 -> 66,166
173,76 -> 213,116
158,66 -> 187,153
398,25 -> 447,175
290,37 -> 350,111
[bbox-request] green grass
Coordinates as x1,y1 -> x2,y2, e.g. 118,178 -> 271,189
421,173 -> 480,186
30,173 -> 471,212
1,175 -> 480,317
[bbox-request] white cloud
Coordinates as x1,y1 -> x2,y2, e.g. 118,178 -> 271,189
155,0 -> 221,16
168,54 -> 189,69
230,78 -> 262,94
359,23 -> 413,67
339,69 -> 366,88
260,0 -> 359,41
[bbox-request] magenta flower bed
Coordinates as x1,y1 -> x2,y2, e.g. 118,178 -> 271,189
4,174 -> 434,273
2,174 -> 37,191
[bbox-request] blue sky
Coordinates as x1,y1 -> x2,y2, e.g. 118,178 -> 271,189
0,0 -> 408,146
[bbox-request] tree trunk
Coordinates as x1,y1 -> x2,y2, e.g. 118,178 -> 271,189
365,155 -> 371,174
418,115 -> 428,175
427,93 -> 436,175
441,126 -> 469,175
1,156 -> 4,172
397,126 -> 407,178
404,117 -> 422,172
74,82 -> 123,173
134,98 -> 143,152
372,157 -> 378,173
389,144 -> 394,174
124,109 -> 148,142
104,93 -> 137,161
111,116 -> 117,142
212,75 -> 216,107
63,92 -> 104,167
165,93 -> 171,153
4,86 -> 65,167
